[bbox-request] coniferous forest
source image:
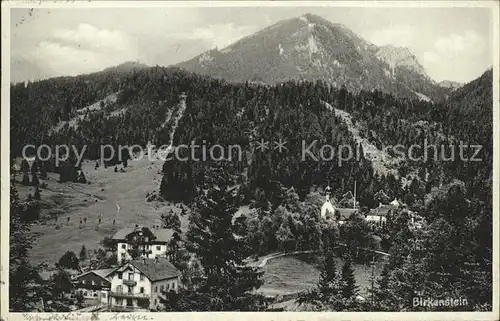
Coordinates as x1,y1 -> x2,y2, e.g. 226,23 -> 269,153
9,62 -> 493,311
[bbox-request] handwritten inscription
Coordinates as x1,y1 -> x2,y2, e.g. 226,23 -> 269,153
110,314 -> 153,321
22,313 -> 154,321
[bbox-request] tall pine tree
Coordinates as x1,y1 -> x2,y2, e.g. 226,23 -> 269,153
298,246 -> 344,311
9,185 -> 45,311
161,163 -> 267,311
340,253 -> 359,308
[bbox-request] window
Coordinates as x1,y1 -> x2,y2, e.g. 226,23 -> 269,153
128,286 -> 132,293
91,280 -> 95,285
93,292 -> 98,297
81,280 -> 86,284
140,274 -> 144,281
128,273 -> 134,280
102,292 -> 107,298
156,246 -> 161,251
118,273 -> 122,280
121,244 -> 126,249
140,287 -> 144,293
172,282 -> 176,290
167,283 -> 170,290
160,285 -> 164,291
83,291 -> 87,296
154,299 -> 157,305
154,286 -> 158,293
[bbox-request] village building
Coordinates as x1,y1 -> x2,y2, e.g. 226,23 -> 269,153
389,198 -> 401,207
320,184 -> 359,224
320,185 -> 336,219
365,205 -> 390,223
108,257 -> 181,311
73,268 -> 114,304
112,226 -> 175,263
366,198 -> 401,223
319,183 -> 418,227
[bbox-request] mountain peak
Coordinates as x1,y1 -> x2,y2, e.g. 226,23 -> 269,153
295,13 -> 353,35
299,13 -> 330,24
375,45 -> 427,76
176,14 -> 445,100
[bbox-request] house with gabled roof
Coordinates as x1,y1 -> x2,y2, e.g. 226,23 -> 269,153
366,204 -> 391,223
73,268 -> 114,304
112,226 -> 175,263
108,257 -> 181,311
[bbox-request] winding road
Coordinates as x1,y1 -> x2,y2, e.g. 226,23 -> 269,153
250,245 -> 390,268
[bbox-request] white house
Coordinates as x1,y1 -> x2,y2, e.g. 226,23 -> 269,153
112,226 -> 175,263
108,257 -> 181,311
365,213 -> 388,223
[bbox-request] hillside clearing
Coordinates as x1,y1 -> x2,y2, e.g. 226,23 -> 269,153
322,100 -> 398,176
51,93 -> 118,132
15,155 -> 188,265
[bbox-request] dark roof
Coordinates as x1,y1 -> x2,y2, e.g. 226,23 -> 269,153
112,227 -> 174,243
129,257 -> 181,282
75,268 -> 114,281
374,190 -> 390,198
370,205 -> 395,216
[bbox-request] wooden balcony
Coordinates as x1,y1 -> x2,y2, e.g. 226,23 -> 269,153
123,279 -> 137,287
110,291 -> 149,299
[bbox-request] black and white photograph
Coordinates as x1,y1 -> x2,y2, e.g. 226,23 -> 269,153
1,1 -> 498,319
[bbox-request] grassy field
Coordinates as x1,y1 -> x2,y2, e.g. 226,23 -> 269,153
258,256 -> 319,296
15,155 -> 189,266
258,254 -> 385,298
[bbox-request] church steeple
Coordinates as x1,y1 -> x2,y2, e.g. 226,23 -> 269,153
325,183 -> 332,202
321,182 -> 335,218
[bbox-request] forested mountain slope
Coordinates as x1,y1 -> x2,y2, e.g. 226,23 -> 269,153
10,66 -> 492,212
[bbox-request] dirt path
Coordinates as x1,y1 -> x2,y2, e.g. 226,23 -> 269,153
249,250 -> 319,268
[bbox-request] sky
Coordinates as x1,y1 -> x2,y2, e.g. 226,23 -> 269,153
9,5 -> 494,84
